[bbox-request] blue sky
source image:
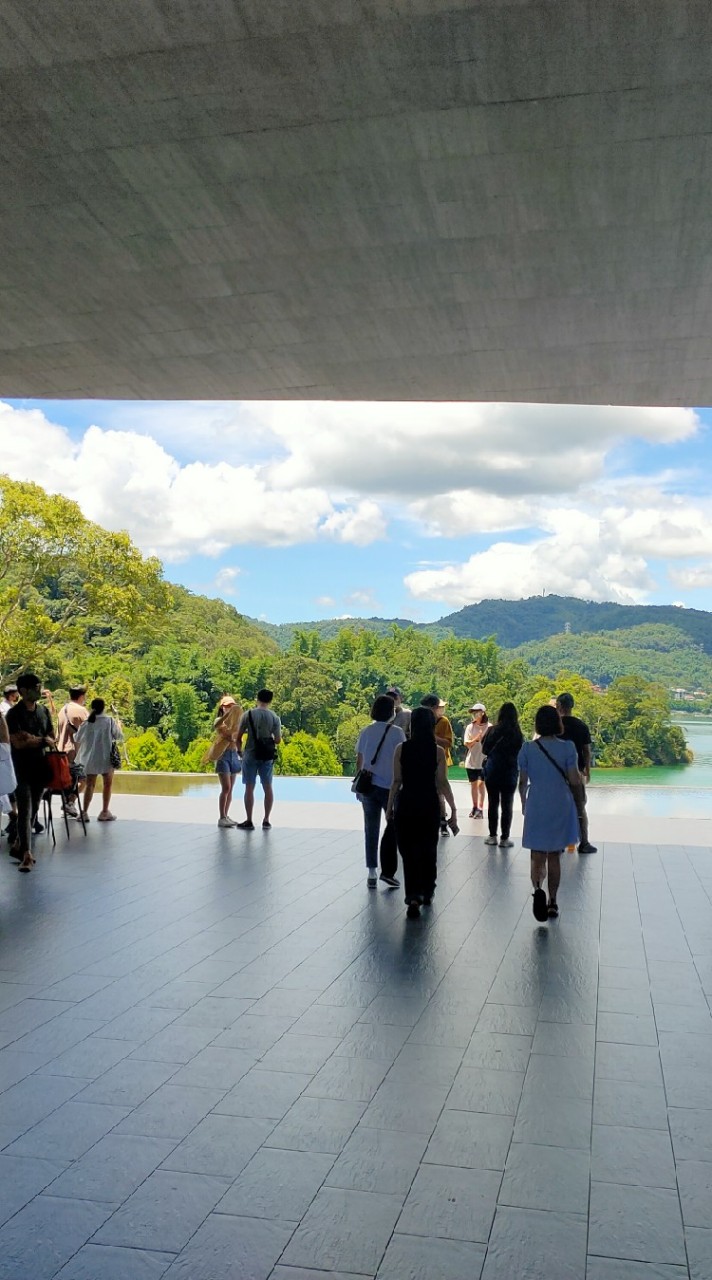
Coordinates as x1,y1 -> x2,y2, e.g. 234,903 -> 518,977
3,397 -> 712,623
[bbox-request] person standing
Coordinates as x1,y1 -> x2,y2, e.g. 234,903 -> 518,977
464,704 -> 489,819
518,704 -> 581,921
385,687 -> 411,735
5,672 -> 56,871
206,696 -> 244,828
420,694 -> 454,837
555,693 -> 597,853
75,698 -> 122,822
236,689 -> 281,830
387,706 -> 458,918
355,695 -> 405,888
0,684 -> 19,843
482,702 -> 523,847
57,685 -> 89,818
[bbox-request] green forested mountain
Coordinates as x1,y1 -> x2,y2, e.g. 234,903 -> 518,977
508,624 -> 712,699
439,595 -> 712,652
256,616 -> 448,650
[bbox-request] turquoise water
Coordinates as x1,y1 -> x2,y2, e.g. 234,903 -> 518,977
112,715 -> 712,818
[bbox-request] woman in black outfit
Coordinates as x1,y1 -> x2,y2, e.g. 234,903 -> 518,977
482,702 -> 523,848
386,706 -> 458,918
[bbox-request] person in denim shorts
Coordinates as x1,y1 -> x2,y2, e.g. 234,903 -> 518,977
236,689 -> 281,830
213,697 -> 243,828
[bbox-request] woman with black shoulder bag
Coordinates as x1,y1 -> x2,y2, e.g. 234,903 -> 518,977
354,695 -> 405,889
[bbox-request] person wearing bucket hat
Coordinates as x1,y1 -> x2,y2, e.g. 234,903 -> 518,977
464,703 -> 489,819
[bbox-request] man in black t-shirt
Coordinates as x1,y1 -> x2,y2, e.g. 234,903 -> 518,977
556,692 -> 597,854
6,672 -> 55,871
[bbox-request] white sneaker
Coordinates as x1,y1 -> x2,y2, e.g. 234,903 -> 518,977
499,838 -> 514,848
217,818 -> 233,828
484,835 -> 498,845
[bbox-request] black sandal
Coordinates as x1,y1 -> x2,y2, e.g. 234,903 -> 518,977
548,901 -> 559,918
532,888 -> 548,922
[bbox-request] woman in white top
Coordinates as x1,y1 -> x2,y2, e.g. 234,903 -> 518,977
75,698 -> 122,822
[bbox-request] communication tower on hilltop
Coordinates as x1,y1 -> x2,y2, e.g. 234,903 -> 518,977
564,622 -> 571,634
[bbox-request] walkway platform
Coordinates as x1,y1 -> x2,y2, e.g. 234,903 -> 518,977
1,795 -> 711,1280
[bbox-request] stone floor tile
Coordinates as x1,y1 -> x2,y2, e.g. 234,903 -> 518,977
173,996 -> 254,1030
593,1080 -> 669,1130
36,1033 -> 138,1080
4,1100 -> 129,1163
687,1226 -> 712,1280
588,1181 -> 686,1265
0,1154 -> 67,1227
115,1083 -> 226,1140
128,1023 -> 219,1064
214,1068 -> 311,1119
596,1012 -> 659,1046
48,1134 -> 176,1203
531,1021 -> 596,1058
676,1159 -> 712,1228
652,1001 -> 712,1035
304,1053 -> 389,1102
585,1257 -> 687,1279
258,1033 -> 342,1075
461,1032 -> 532,1073
396,1163 -> 500,1243
55,1243 -> 175,1279
74,1058 -> 178,1108
162,1212 -> 295,1279
0,1195 -> 113,1280
595,1042 -> 663,1086
98,1006 -> 181,1043
475,1004 -> 539,1036
94,1169 -> 231,1252
499,1142 -> 590,1214
281,1186 -> 404,1274
480,1206 -> 587,1280
668,1106 -> 712,1162
523,1053 -> 594,1100
167,1045 -> 257,1090
591,1124 -> 676,1188
217,1148 -> 334,1220
264,1096 -> 365,1154
357,996 -> 428,1027
376,1233 -> 486,1279
360,1081 -> 449,1134
448,1066 -> 525,1115
513,1092 -> 592,1149
334,1021 -> 411,1062
424,1109 -> 513,1171
290,1004 -> 364,1038
597,986 -> 654,1017
326,1126 -> 427,1194
161,1114 -> 274,1177
271,1270 -> 367,1280
211,1013 -> 294,1052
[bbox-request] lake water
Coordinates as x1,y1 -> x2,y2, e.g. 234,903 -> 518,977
112,715 -> 712,818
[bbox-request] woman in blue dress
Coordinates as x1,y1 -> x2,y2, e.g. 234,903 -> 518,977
517,704 -> 582,921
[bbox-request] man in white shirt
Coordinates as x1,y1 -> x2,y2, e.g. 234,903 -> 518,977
0,685 -> 19,842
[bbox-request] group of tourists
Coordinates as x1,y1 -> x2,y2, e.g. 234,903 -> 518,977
355,687 -> 596,922
0,674 -> 122,871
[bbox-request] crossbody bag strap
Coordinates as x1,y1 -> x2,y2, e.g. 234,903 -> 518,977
535,738 -> 571,786
369,723 -> 391,767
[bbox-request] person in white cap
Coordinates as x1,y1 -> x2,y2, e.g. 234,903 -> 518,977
464,704 -> 489,818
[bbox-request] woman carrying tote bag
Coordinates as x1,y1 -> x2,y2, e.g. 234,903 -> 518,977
75,698 -> 123,822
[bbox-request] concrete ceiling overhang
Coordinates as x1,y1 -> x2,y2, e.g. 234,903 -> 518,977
1,1 -> 711,404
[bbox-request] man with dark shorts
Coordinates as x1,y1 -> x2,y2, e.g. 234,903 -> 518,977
556,692 -> 597,854
6,672 -> 56,871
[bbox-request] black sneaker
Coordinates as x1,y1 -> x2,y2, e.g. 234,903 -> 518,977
406,901 -> 421,919
578,841 -> 597,854
236,820 -> 255,830
33,819 -> 44,835
379,873 -> 400,888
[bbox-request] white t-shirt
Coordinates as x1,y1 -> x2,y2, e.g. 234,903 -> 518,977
464,720 -> 488,770
356,721 -> 405,790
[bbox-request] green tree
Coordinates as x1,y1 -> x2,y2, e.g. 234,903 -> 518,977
278,732 -> 342,776
169,683 -> 204,751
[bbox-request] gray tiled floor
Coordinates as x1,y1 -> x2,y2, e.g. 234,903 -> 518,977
1,812 -> 712,1278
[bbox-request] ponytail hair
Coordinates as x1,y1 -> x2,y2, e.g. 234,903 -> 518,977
88,697 -> 105,724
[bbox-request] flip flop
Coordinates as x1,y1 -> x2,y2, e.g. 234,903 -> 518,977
532,888 -> 548,922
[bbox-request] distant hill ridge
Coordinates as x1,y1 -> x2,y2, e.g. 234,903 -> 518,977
255,595 -> 712,654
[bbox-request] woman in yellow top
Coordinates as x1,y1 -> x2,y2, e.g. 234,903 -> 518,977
421,694 -> 454,836
204,696 -> 244,828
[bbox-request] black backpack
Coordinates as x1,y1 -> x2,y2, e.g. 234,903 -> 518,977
249,710 -> 277,761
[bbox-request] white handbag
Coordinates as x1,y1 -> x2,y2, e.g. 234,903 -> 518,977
0,741 -> 17,799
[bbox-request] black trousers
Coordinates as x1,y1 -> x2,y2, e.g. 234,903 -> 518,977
15,777 -> 44,855
485,777 -> 516,839
395,802 -> 439,902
